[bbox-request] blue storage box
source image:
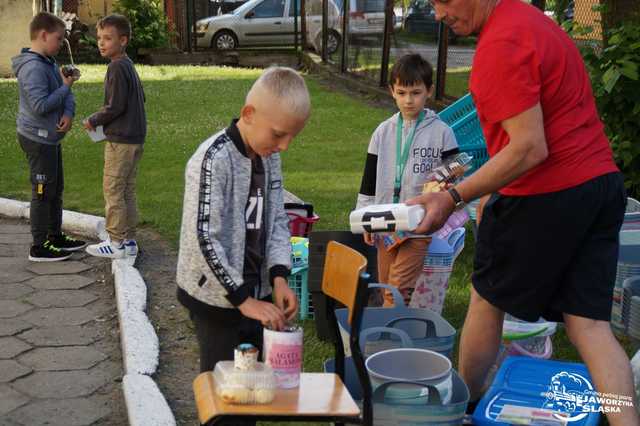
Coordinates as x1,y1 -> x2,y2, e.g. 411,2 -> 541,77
473,357 -> 601,425
337,283 -> 456,359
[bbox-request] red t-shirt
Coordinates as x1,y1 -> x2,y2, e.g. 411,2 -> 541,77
469,0 -> 618,196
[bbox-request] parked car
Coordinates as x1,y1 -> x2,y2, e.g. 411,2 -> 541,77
196,0 -> 340,52
210,0 -> 250,15
195,0 -> 399,53
404,0 -> 456,42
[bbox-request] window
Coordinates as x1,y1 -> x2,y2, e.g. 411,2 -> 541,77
355,0 -> 384,13
251,0 -> 285,18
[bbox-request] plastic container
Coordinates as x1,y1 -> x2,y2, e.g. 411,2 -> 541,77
625,197 -> 640,226
338,283 -> 456,359
285,203 -> 319,237
349,203 -> 425,234
612,230 -> 640,332
324,328 -> 469,426
473,357 -> 600,426
213,361 -> 276,405
366,348 -> 453,405
288,237 -> 313,320
438,94 -> 476,126
437,94 -> 489,176
502,314 -> 557,341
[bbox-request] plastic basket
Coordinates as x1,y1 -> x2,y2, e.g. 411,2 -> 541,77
288,268 -> 313,320
290,237 -> 309,269
287,212 -> 320,237
451,111 -> 488,175
438,94 -> 476,126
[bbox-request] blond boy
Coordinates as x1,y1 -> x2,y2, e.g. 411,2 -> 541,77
176,67 -> 309,376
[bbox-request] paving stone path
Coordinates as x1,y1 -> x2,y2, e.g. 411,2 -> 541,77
0,217 -> 126,426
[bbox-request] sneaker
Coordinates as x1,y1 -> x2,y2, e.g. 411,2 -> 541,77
48,233 -> 87,251
124,239 -> 139,257
85,240 -> 125,259
29,240 -> 72,262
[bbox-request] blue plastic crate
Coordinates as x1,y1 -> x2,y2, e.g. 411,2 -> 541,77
438,94 -> 476,126
288,267 -> 312,320
439,95 -> 490,175
473,357 -> 601,425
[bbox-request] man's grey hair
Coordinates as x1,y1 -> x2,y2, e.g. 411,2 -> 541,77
247,66 -> 311,118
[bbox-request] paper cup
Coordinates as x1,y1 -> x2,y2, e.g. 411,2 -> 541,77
263,325 -> 303,388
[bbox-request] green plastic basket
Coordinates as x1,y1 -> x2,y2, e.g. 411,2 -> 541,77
288,267 -> 313,320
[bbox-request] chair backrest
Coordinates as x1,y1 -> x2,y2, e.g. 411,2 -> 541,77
321,240 -> 368,325
321,240 -> 373,425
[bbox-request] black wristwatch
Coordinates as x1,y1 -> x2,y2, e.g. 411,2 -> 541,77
447,187 -> 465,208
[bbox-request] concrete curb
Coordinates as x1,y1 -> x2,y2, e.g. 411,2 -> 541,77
123,374 -> 176,426
0,198 -> 175,425
0,197 -> 107,240
113,260 -> 160,376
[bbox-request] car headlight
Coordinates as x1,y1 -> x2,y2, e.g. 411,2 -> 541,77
196,22 -> 210,33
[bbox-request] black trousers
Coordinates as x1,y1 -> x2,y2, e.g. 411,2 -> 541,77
191,308 -> 262,426
18,134 -> 64,246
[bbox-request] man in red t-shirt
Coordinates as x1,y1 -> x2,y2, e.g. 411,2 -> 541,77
407,0 -> 637,423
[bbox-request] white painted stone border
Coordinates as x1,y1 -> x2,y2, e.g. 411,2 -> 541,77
0,198 -> 176,426
0,197 -> 108,240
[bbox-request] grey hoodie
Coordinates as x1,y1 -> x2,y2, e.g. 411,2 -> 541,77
357,108 -> 458,208
176,128 -> 292,309
12,49 -> 75,145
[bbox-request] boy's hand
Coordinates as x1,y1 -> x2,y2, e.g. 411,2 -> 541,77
238,297 -> 286,331
273,277 -> 299,321
60,68 -> 78,87
83,119 -> 95,131
56,115 -> 72,133
363,232 -> 375,246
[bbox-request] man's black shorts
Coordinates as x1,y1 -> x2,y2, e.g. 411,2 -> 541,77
472,172 -> 626,322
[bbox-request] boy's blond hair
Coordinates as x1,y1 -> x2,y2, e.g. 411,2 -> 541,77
247,67 -> 311,118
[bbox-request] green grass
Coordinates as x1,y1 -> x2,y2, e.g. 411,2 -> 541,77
1,64 -> 635,424
0,65 -> 389,242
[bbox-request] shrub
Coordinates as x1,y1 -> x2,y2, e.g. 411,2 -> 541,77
570,22 -> 640,199
113,0 -> 170,53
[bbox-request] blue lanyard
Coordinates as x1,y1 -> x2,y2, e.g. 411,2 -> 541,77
394,111 -> 425,203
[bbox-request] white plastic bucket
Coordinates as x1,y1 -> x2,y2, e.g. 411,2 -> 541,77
263,326 -> 303,388
365,348 -> 453,404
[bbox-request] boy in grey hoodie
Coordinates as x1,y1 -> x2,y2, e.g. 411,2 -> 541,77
356,54 -> 458,306
12,12 -> 86,262
177,67 -> 307,378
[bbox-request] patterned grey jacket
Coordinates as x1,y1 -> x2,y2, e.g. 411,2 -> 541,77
176,128 -> 292,309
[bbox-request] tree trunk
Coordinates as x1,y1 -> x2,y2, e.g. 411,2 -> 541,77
600,0 -> 640,41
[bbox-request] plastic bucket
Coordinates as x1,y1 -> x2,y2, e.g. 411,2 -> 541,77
338,283 -> 456,359
366,348 -> 453,404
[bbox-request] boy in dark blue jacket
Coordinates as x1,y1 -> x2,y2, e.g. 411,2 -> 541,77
12,12 -> 86,261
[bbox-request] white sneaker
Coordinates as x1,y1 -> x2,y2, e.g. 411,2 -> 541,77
124,239 -> 138,257
85,240 -> 125,258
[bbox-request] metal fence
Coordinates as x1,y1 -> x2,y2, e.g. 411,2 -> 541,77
181,0 -> 602,99
302,0 -> 475,100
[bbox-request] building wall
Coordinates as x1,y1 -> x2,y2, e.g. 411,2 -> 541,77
77,0 -> 115,25
0,0 -> 38,77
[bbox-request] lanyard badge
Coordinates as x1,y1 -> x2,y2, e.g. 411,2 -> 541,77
394,110 -> 425,203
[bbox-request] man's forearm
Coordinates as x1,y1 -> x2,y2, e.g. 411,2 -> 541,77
456,134 -> 548,203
